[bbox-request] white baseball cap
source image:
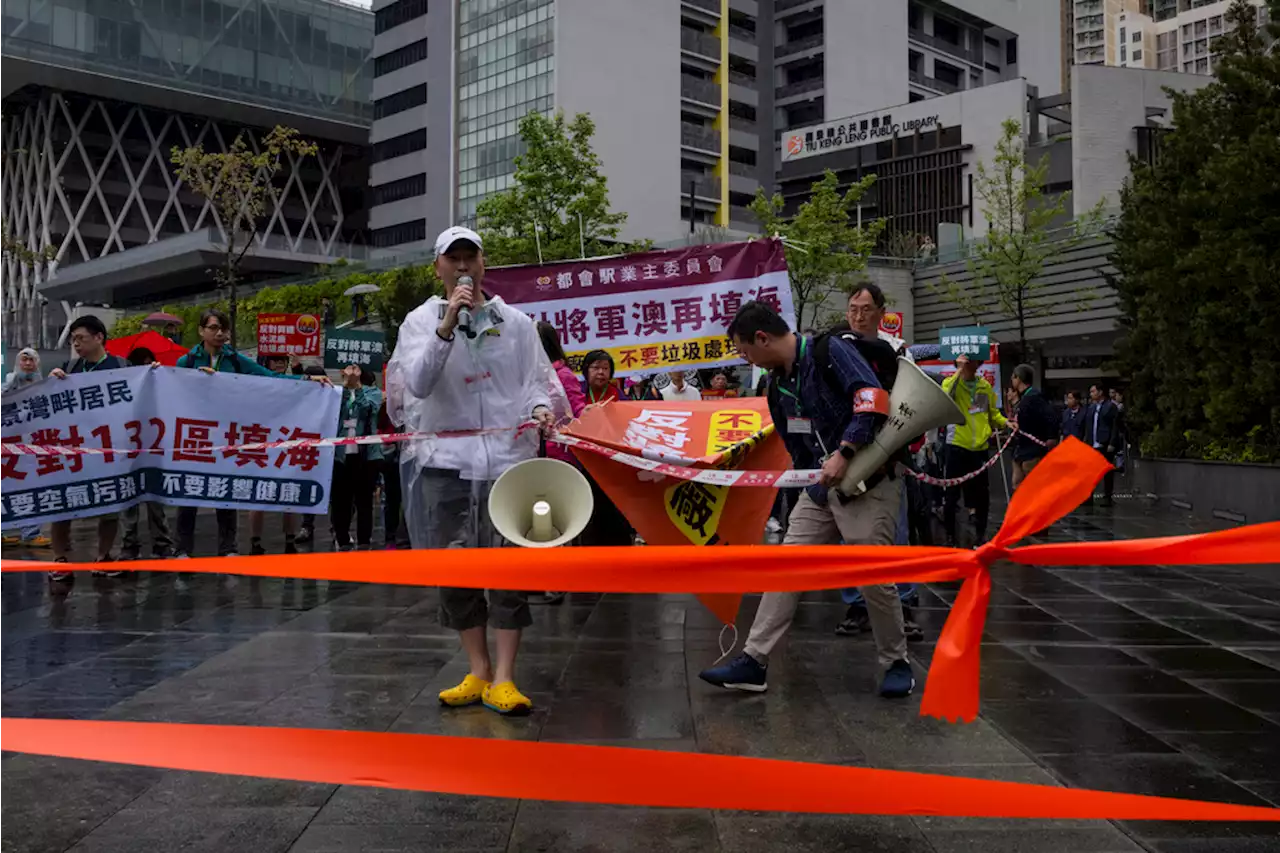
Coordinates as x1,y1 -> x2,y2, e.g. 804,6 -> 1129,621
434,225 -> 483,256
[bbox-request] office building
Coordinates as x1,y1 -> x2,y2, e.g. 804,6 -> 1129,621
1,0 -> 374,349
1067,0 -> 1267,78
366,0 -> 1064,252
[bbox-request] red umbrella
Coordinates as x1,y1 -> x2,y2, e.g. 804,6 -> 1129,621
106,330 -> 188,366
142,311 -> 182,327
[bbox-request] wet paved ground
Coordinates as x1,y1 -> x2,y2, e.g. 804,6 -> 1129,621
3,497 -> 1280,852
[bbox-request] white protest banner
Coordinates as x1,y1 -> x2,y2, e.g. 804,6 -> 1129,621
484,239 -> 795,378
1,367 -> 340,528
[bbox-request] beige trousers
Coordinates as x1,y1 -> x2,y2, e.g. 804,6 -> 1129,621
744,477 -> 908,670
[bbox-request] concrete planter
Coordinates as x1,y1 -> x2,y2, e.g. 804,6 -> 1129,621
1129,456 -> 1280,524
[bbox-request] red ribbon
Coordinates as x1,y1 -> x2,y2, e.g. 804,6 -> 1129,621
3,719 -> 1278,821
4,438 -> 1277,723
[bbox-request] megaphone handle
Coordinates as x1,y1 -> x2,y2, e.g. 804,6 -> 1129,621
538,436 -> 547,458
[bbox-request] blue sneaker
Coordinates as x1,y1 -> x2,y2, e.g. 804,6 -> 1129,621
880,659 -> 915,698
699,653 -> 767,693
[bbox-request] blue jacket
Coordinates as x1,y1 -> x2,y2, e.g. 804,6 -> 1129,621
176,343 -> 302,378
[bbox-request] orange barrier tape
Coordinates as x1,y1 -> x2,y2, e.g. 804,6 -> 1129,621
4,439 -> 1278,723
3,719 -> 1278,821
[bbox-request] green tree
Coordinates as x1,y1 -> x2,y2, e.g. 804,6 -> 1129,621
1111,0 -> 1280,462
476,111 -> 646,265
170,125 -> 318,341
749,170 -> 883,330
934,118 -> 1105,358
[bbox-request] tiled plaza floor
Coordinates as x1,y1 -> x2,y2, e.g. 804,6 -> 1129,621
3,494 -> 1279,852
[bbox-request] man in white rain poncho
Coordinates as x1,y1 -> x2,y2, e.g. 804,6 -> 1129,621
386,226 -> 570,716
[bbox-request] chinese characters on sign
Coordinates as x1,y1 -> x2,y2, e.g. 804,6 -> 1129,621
485,240 -> 795,378
323,329 -> 385,371
938,326 -> 991,361
257,313 -> 322,357
1,367 -> 340,528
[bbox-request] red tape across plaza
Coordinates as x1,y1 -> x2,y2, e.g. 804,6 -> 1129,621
2,439 -> 1277,819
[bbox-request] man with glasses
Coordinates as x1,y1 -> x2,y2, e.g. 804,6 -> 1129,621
174,309 -> 327,557
834,284 -> 925,640
45,315 -> 131,581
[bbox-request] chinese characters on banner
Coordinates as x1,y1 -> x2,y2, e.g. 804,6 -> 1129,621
324,328 -> 385,371
484,239 -> 796,378
917,343 -> 1002,403
938,326 -> 991,361
1,367 -> 341,528
257,313 -> 322,357
562,398 -> 791,625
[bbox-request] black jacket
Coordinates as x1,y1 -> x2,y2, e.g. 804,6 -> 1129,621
1013,387 -> 1057,461
1083,400 -> 1122,449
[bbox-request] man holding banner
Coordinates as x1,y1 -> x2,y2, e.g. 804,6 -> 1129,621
699,302 -> 914,699
386,226 -> 569,717
45,316 -> 131,580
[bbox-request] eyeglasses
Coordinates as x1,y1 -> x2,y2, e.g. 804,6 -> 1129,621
202,324 -> 227,334
847,306 -> 880,318
70,333 -> 98,344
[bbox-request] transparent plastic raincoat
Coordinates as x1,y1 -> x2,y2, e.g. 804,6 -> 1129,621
385,295 -> 572,548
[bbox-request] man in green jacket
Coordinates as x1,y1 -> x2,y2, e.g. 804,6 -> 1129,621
940,354 -> 1008,547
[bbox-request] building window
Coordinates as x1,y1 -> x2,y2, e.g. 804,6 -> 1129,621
372,130 -> 427,163
1132,48 -> 1142,61
372,173 -> 427,206
1195,57 -> 1209,73
372,219 -> 427,247
1132,30 -> 1141,42
375,0 -> 427,35
374,84 -> 427,119
1006,36 -> 1017,65
1121,45 -> 1127,62
933,60 -> 962,87
933,16 -> 961,46
1120,26 -> 1126,41
908,2 -> 923,31
375,38 -> 428,77
457,0 -> 556,223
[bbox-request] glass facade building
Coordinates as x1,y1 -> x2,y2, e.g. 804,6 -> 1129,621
456,0 -> 554,224
1,0 -> 372,123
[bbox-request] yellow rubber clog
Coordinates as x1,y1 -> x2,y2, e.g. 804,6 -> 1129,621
438,674 -> 490,707
482,681 -> 532,716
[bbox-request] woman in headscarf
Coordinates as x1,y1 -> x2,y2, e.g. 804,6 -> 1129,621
2,348 -> 51,548
3,347 -> 42,392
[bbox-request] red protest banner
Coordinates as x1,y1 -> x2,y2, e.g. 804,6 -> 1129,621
256,313 -> 322,357
563,397 -> 790,625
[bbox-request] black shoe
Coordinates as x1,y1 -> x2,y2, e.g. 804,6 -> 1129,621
1099,497 -> 1114,508
530,592 -> 567,605
835,604 -> 870,636
295,527 -> 313,543
284,542 -> 298,555
48,556 -> 73,583
250,542 -> 266,556
904,619 -> 925,642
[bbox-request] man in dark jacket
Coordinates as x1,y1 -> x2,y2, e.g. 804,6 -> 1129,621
1084,384 -> 1122,506
45,315 -> 131,581
1061,390 -> 1087,442
1009,364 -> 1058,490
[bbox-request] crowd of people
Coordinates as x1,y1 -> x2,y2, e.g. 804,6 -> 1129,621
3,223 -> 1131,718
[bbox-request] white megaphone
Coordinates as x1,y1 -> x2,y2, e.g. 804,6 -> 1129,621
837,357 -> 966,498
489,458 -> 595,548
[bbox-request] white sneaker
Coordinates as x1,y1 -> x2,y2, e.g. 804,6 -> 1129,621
223,551 -> 240,558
